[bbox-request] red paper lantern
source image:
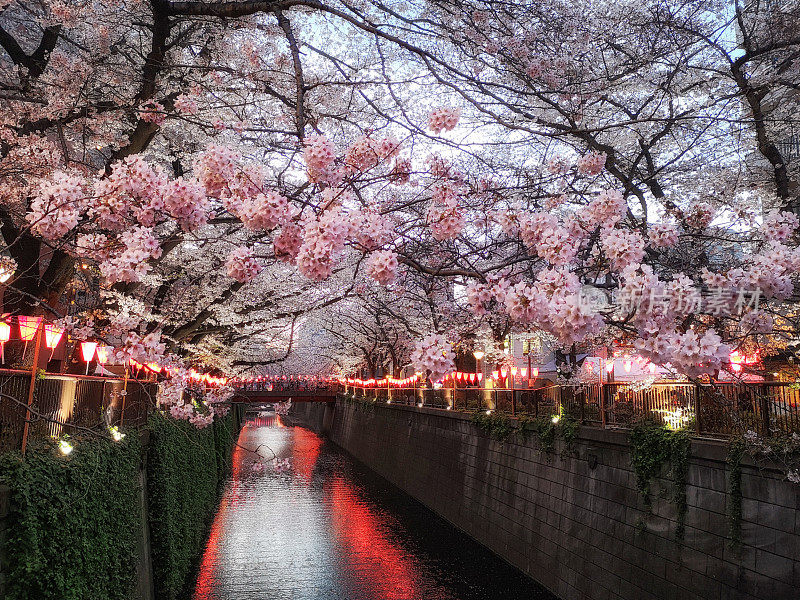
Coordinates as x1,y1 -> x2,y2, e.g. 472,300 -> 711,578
0,322 -> 9,363
477,373 -> 483,383
96,346 -> 111,364
18,315 -> 41,341
44,324 -> 64,350
531,367 -> 539,378
80,341 -> 98,375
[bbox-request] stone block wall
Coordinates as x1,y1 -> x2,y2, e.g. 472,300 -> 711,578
323,399 -> 800,600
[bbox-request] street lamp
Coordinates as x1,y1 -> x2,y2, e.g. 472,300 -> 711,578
473,350 -> 485,386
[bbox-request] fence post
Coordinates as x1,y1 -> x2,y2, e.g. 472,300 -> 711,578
600,383 -> 607,428
534,388 -> 539,417
119,367 -> 129,426
511,389 -> 516,416
760,384 -> 771,435
694,383 -> 702,434
20,325 -> 43,455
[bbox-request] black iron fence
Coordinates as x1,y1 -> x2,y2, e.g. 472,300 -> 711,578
342,381 -> 800,437
0,369 -> 158,453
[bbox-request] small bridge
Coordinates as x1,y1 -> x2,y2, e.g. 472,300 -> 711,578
232,389 -> 338,403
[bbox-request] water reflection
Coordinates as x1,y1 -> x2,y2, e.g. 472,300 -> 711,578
193,414 -> 555,600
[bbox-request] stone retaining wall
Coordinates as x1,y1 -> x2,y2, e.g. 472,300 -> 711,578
313,398 -> 799,600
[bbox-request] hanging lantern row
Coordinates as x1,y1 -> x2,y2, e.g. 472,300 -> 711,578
341,374 -> 421,388
232,374 -> 340,386
0,315 -> 231,385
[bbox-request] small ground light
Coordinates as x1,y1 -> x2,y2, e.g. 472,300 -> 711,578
551,415 -> 561,424
418,402 -> 423,407
486,409 -> 492,415
109,426 -> 125,442
58,439 -> 74,455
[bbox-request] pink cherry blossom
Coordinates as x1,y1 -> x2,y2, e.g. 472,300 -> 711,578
174,94 -> 199,115
239,191 -> 292,231
761,209 -> 798,242
427,203 -> 465,241
161,177 -> 210,231
648,222 -> 680,248
582,189 -> 626,227
685,201 -> 715,229
427,107 -> 461,134
576,151 -> 606,176
366,249 -> 399,285
27,172 -> 85,240
225,246 -> 262,283
138,99 -> 166,125
193,144 -> 239,197
274,222 -> 303,262
410,333 -> 455,383
600,228 -> 645,272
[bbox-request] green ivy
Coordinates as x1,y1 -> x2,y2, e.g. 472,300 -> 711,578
727,438 -> 745,547
473,412 -> 579,453
629,418 -> 690,540
0,434 -> 142,600
145,409 -> 239,600
472,412 -> 515,441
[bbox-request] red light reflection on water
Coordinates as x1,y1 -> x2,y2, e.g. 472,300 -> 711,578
327,474 -> 420,599
290,425 -> 322,481
193,425 -> 251,600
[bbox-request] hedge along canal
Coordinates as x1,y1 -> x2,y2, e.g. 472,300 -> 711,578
0,405 -> 245,600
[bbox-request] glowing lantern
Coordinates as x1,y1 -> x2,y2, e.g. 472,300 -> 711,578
492,370 -> 499,380
469,373 -> 476,384
605,360 -> 614,373
18,315 -> 41,341
520,368 -> 527,378
96,346 -> 111,364
477,373 -> 483,383
0,322 -> 9,363
80,341 -> 97,375
43,324 -> 64,361
511,366 -> 518,377
649,363 -> 657,374
531,367 -> 539,378
500,367 -> 508,378
624,360 -> 632,373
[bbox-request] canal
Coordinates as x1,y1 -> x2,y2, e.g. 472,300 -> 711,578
192,413 -> 556,600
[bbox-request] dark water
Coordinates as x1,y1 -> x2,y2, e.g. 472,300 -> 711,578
193,414 -> 555,600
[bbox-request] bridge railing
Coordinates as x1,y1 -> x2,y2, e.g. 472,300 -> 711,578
342,381 -> 800,437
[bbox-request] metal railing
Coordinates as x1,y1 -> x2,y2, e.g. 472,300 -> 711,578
0,370 -> 158,453
341,381 -> 800,437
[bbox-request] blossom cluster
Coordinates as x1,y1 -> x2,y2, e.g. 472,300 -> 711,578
427,107 -> 461,134
226,246 -> 262,283
366,249 -> 399,285
410,333 -> 455,383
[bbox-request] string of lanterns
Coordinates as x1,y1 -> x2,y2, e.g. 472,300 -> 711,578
0,314 -> 229,386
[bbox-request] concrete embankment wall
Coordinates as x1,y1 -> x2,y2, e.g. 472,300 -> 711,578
295,398 -> 800,600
